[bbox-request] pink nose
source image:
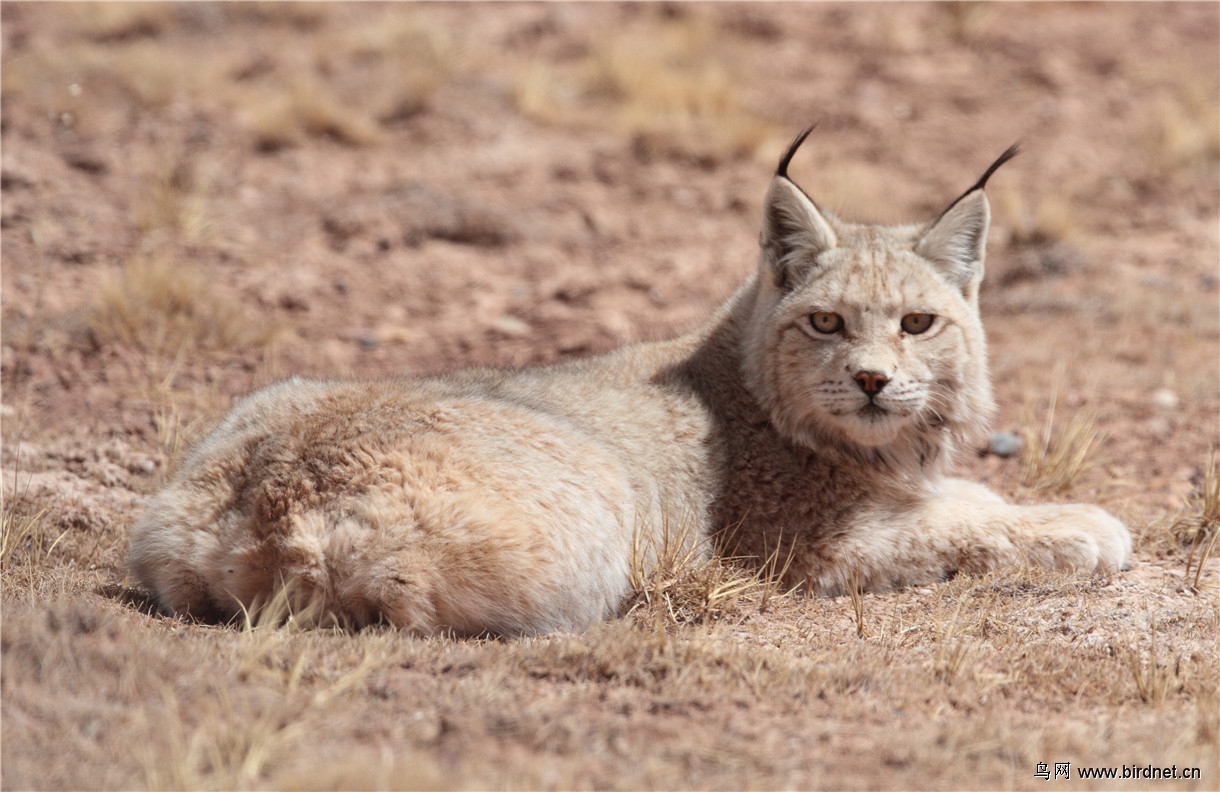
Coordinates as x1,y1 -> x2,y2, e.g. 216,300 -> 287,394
854,371 -> 889,396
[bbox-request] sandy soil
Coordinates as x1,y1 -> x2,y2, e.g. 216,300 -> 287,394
2,3 -> 1217,790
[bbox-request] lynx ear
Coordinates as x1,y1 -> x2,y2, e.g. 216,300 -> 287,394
916,144 -> 1018,290
761,127 -> 837,290
915,190 -> 991,289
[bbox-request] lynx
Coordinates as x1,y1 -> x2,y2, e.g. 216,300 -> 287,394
128,129 -> 1131,635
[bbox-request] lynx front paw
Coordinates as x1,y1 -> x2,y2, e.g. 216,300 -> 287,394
1023,504 -> 1132,574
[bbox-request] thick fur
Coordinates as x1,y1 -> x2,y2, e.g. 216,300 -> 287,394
128,135 -> 1131,634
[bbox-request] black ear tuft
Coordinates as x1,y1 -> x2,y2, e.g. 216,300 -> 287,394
966,143 -> 1020,194
935,143 -> 1019,221
776,125 -> 817,180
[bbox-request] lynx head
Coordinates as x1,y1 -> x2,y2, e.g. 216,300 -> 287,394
742,128 -> 1018,471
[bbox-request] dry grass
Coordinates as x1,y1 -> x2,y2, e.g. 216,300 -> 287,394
845,564 -> 868,639
1122,617 -> 1177,707
1127,59 -> 1220,179
140,686 -> 307,790
3,3 -> 451,154
1178,449 -> 1220,592
335,14 -> 462,123
0,486 -> 60,576
592,27 -> 773,164
88,254 -> 275,358
2,20 -> 206,135
515,15 -> 775,164
929,597 -> 972,683
0,456 -> 72,607
242,12 -> 461,150
129,626 -> 410,790
1019,389 -> 1107,493
625,513 -> 788,631
66,1 -> 173,43
136,154 -> 212,241
246,79 -> 386,152
4,513 -> 1218,789
994,181 -> 1085,248
939,1 -> 999,43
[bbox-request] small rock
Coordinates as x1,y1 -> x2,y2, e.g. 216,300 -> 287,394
988,432 -> 1025,458
490,315 -> 531,338
1150,388 -> 1179,410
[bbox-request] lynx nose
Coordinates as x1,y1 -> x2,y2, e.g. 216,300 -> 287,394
853,370 -> 889,396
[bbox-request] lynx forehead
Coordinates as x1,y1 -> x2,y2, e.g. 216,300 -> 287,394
128,129 -> 1129,635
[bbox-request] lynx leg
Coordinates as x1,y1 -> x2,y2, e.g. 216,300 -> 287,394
802,481 -> 1131,595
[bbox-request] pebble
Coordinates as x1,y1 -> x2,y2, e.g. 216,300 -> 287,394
1150,388 -> 1179,410
491,315 -> 531,338
988,432 -> 1025,458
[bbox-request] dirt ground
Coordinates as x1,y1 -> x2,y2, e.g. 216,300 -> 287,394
2,3 -> 1218,790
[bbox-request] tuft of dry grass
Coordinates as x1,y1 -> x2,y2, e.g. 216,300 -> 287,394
3,452 -> 58,570
930,597 -> 973,682
1,492 -> 60,574
515,16 -> 775,165
1131,64 -> 1220,178
137,154 -> 212,241
994,181 -> 1085,248
88,254 -> 275,357
1177,449 -> 1220,591
845,564 -> 868,639
246,79 -> 386,152
243,11 -> 461,151
593,29 -> 772,164
1,458 -> 69,605
939,1 -> 998,44
1121,621 -> 1177,707
626,513 -> 789,630
336,14 -> 462,125
1019,389 -> 1106,493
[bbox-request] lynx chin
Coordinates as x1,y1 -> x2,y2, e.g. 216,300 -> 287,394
129,129 -> 1131,635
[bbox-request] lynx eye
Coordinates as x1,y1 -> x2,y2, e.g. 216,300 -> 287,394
809,312 -> 844,334
901,313 -> 936,335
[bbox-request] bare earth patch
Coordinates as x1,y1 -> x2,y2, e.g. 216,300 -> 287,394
2,3 -> 1217,789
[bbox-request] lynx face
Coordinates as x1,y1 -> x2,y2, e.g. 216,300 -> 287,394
743,132 -> 1016,467
779,237 -> 984,448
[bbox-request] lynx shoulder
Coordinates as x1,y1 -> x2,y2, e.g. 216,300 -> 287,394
128,130 -> 1131,635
